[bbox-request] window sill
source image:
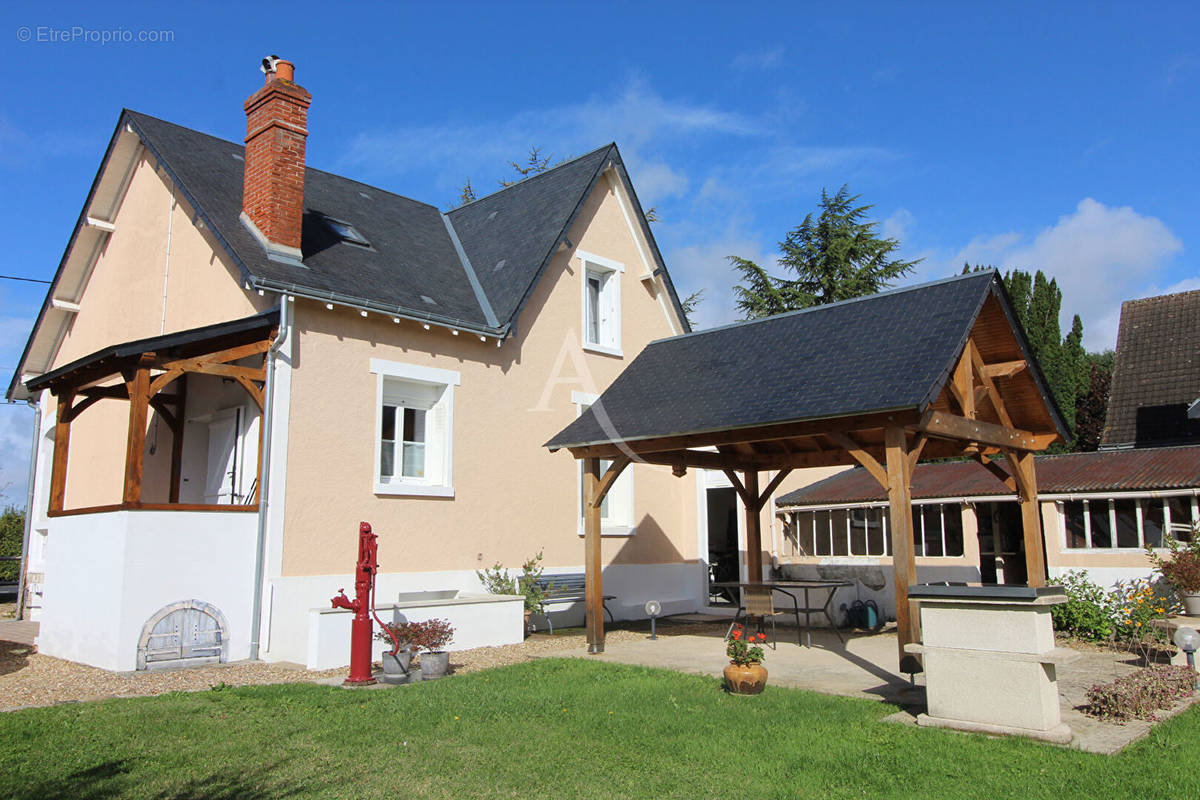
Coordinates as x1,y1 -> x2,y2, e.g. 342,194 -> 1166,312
577,525 -> 637,538
582,342 -> 624,358
375,483 -> 454,498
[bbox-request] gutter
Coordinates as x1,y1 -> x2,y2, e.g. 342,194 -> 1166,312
15,401 -> 40,620
249,295 -> 290,660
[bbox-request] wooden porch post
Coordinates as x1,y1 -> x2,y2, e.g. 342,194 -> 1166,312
583,456 -> 604,654
122,356 -> 153,505
884,426 -> 922,673
168,377 -> 187,504
49,392 -> 74,514
743,469 -> 762,582
1013,451 -> 1047,587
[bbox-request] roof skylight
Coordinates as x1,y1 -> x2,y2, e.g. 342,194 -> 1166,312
322,215 -> 370,247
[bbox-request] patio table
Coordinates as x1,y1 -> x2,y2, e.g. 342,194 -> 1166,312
714,580 -> 854,647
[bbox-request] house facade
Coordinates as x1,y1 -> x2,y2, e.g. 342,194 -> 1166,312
10,59 -> 704,671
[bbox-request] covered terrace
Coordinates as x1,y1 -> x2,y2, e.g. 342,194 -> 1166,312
546,271 -> 1069,669
25,309 -> 280,515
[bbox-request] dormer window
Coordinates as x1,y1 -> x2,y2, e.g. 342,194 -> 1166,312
322,215 -> 370,247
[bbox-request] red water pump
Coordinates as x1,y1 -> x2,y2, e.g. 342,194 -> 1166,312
331,521 -> 389,685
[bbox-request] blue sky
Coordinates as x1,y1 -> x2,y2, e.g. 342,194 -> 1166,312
0,1 -> 1197,506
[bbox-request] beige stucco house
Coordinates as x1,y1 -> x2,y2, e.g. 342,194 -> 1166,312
8,58 -> 707,671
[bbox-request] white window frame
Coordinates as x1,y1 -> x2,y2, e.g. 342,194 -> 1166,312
578,250 -> 624,357
370,358 -> 460,497
572,390 -> 635,535
1060,494 -> 1200,552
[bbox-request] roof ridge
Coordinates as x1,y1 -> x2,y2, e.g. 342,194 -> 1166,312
124,109 -> 445,213
647,270 -> 996,344
1122,287 -> 1200,307
446,143 -> 616,212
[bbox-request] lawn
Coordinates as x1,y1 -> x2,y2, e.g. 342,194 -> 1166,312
1,659 -> 1195,799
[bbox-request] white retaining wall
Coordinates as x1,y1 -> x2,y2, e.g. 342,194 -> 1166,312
38,510 -> 258,672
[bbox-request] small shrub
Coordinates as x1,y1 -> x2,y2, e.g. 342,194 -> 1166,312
375,618 -> 455,653
1085,665 -> 1195,722
1050,570 -> 1114,641
477,551 -> 553,613
1146,525 -> 1200,595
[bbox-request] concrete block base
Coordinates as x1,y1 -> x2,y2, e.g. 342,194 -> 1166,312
917,713 -> 1074,745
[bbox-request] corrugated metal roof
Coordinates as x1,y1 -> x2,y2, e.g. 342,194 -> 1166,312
777,444 -> 1200,507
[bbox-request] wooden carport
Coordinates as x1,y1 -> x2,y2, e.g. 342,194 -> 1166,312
546,272 -> 1068,669
25,310 -> 279,515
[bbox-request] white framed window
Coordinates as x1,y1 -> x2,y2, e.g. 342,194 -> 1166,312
784,503 -> 965,559
1062,495 -> 1198,550
572,391 -> 634,535
578,250 -> 623,356
370,359 -> 460,497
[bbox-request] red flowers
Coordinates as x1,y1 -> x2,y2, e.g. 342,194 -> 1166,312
726,624 -> 767,666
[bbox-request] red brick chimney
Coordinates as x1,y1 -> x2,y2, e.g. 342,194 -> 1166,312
242,56 -> 311,257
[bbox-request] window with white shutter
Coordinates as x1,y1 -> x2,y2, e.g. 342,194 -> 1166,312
578,250 -> 623,356
370,359 -> 460,497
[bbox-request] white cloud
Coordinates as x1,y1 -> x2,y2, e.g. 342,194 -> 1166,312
881,208 -> 915,243
952,199 -> 1183,350
731,47 -> 784,71
624,159 -> 689,206
0,405 -> 33,509
664,233 -> 774,330
339,76 -> 763,192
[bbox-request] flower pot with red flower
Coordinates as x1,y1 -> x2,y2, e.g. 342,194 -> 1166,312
724,624 -> 768,694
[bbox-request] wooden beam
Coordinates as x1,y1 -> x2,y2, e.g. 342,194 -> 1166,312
949,345 -> 974,418
907,433 -> 928,475
757,468 -> 793,508
161,361 -> 265,382
148,396 -> 179,432
1012,450 -> 1047,588
155,339 -> 271,372
49,393 -> 73,514
918,409 -> 1039,450
583,457 -> 604,654
885,426 -> 922,674
169,376 -> 187,504
148,369 -> 184,398
722,469 -> 752,509
826,432 -> 888,490
744,469 -> 763,582
967,340 -> 1014,428
233,375 -> 265,411
62,394 -> 104,424
974,453 -> 1017,493
564,409 -> 921,459
980,360 -> 1027,379
79,384 -> 128,400
589,456 -> 631,509
122,359 -> 152,504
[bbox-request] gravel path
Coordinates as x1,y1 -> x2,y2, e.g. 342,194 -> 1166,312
0,628 -> 649,712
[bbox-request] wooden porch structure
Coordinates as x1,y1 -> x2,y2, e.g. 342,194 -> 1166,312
25,311 -> 279,516
548,273 -> 1067,669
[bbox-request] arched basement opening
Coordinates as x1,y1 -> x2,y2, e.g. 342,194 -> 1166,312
137,599 -> 229,670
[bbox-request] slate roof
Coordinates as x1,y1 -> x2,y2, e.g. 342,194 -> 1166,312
546,270 -> 1068,450
776,444 -> 1200,506
124,111 -> 686,338
1101,289 -> 1200,448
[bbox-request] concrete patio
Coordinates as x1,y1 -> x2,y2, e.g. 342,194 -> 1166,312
545,618 -> 1198,754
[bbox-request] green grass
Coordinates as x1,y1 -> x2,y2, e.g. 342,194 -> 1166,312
1,659 -> 1195,799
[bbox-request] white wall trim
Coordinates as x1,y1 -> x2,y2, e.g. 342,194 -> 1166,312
575,249 -> 625,273
368,358 -> 462,386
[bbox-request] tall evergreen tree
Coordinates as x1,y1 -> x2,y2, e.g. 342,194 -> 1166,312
730,186 -> 920,318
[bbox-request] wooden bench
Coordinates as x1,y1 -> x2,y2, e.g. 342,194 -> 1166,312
533,573 -> 615,634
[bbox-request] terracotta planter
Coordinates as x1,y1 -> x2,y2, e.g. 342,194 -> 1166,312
723,662 -> 767,695
1182,592 -> 1200,617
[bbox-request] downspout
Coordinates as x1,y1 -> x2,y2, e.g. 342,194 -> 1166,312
15,400 -> 41,620
249,295 -> 290,660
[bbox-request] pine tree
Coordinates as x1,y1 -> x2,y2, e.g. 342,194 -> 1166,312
730,186 -> 920,318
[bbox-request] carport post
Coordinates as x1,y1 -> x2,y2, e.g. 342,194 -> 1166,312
885,426 -> 922,673
583,457 -> 604,654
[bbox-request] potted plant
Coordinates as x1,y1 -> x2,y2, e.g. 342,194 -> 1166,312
724,624 -> 768,695
477,551 -> 553,634
1147,526 -> 1200,616
375,621 -> 418,677
412,618 -> 455,680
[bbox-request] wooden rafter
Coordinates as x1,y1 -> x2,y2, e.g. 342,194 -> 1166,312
974,452 -> 1017,493
918,408 -> 1039,451
825,431 -> 888,489
980,360 -> 1027,379
967,340 -> 1014,428
589,456 -> 631,509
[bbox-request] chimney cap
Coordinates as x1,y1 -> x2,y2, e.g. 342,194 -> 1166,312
260,55 -> 294,83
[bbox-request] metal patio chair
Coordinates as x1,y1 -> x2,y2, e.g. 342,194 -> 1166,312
725,587 -> 783,649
